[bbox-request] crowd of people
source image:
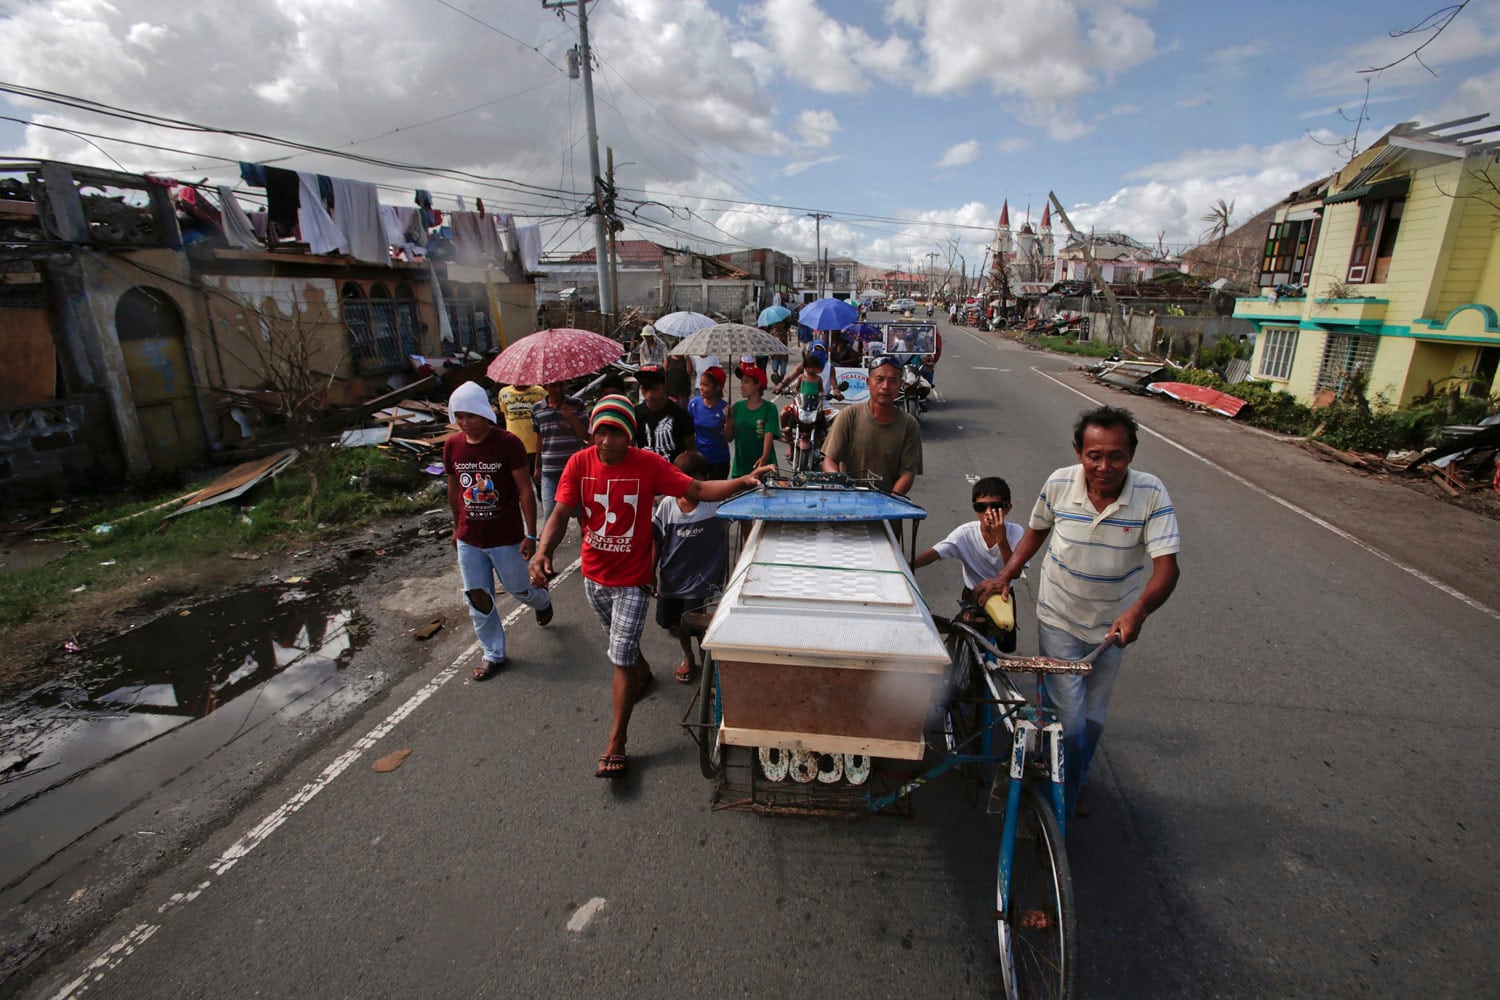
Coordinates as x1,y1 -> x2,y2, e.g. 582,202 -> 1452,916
442,307 -> 1179,809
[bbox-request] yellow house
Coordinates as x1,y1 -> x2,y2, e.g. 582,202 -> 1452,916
1234,116 -> 1500,407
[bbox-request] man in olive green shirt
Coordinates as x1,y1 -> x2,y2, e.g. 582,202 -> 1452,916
821,355 -> 922,495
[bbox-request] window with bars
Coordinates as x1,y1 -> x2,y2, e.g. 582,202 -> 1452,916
441,285 -> 495,355
1316,332 -> 1378,394
1257,327 -> 1298,380
1259,217 -> 1318,288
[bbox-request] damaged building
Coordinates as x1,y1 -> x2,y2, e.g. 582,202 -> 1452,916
0,159 -> 541,500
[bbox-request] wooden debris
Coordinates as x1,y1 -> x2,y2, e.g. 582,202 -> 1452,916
1432,473 -> 1461,497
1302,439 -> 1372,469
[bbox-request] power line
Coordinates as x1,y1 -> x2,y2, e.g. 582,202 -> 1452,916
429,0 -> 570,75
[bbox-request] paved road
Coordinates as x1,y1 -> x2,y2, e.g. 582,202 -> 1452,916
13,325 -> 1500,999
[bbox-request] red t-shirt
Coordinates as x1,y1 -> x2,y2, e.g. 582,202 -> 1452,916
555,446 -> 694,587
444,428 -> 529,548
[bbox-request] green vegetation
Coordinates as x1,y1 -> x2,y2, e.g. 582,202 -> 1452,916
1026,334 -> 1119,358
1169,367 -> 1497,451
0,448 -> 436,629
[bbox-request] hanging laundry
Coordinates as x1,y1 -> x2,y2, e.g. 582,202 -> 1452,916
263,167 -> 301,237
317,175 -> 336,212
517,225 -> 542,273
449,211 -> 502,265
249,210 -> 269,240
379,205 -> 405,247
475,198 -> 485,217
217,186 -> 261,250
492,212 -> 518,257
330,177 -> 388,264
456,195 -> 466,213
415,189 -> 432,210
239,162 -> 267,188
295,171 -> 347,255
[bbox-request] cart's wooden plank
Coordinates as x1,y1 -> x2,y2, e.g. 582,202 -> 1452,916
719,726 -> 924,761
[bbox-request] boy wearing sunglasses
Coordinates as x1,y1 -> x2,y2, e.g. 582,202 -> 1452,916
913,477 -> 1027,645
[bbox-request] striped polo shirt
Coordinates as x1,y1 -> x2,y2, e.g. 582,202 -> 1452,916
1030,464 -> 1180,643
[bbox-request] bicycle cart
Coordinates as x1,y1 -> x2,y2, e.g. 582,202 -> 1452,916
682,473 -> 1103,999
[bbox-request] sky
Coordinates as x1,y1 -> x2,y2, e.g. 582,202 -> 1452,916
0,0 -> 1497,276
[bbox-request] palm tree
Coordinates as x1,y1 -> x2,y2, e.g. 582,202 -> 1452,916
1200,198 -> 1235,278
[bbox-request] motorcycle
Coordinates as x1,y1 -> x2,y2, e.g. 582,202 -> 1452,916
897,360 -> 933,418
778,381 -> 846,472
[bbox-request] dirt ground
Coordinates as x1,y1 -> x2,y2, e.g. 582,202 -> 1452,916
0,518 -> 433,700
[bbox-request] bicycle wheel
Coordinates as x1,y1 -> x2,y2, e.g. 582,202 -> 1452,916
997,784 -> 1077,1000
698,657 -> 722,779
942,631 -> 984,804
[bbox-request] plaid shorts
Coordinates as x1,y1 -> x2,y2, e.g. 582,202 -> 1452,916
583,579 -> 651,667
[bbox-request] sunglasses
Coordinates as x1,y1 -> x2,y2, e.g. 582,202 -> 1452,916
973,501 -> 1010,512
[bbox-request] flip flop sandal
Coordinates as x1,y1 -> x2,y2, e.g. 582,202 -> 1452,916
673,662 -> 696,684
473,659 -> 505,681
595,753 -> 627,778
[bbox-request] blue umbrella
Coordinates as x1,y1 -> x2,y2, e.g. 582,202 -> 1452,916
843,322 -> 884,342
757,305 -> 792,327
799,297 -> 857,331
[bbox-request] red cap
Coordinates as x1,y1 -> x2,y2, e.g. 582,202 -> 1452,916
737,364 -> 768,389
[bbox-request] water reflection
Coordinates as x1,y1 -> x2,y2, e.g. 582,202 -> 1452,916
0,584 -> 362,809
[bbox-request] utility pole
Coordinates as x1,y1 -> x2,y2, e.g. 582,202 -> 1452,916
1047,191 -> 1125,344
806,212 -> 829,298
547,0 -> 612,322
606,146 -> 619,329
924,251 -> 939,299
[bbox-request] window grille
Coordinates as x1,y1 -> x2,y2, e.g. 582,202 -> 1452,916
1257,327 -> 1298,380
1315,332 -> 1378,394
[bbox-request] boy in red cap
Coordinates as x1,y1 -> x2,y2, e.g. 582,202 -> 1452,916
530,394 -> 772,779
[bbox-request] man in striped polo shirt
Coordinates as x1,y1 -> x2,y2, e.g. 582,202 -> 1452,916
976,405 -> 1180,816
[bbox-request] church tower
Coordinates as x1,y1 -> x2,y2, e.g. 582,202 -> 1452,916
1039,203 -> 1055,261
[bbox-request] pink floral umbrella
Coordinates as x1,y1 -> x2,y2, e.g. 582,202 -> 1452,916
485,327 -> 623,385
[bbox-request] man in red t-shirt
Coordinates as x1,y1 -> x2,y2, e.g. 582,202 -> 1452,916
444,381 -> 553,681
529,394 -> 770,779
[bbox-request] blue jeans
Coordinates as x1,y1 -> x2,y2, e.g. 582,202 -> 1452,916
456,540 -> 551,663
1036,622 -> 1125,816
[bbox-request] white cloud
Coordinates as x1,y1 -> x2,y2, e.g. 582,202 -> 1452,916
745,0 -> 915,94
1426,66 -> 1500,125
892,0 -> 1157,140
784,154 -> 842,176
1300,5 -> 1500,100
1174,94 -> 1212,109
934,139 -> 979,169
794,109 -> 840,149
1068,131 -> 1350,246
995,137 -> 1031,154
1107,103 -> 1140,117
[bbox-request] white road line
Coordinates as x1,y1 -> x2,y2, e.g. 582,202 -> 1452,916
972,366 -> 999,370
49,559 -> 585,1000
1031,366 -> 1500,623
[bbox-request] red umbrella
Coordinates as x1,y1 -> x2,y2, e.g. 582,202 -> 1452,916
485,327 -> 623,385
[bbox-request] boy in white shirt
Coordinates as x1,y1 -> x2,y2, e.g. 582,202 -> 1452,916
913,476 -> 1026,649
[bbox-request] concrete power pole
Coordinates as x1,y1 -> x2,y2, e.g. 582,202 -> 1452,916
806,212 -> 829,299
547,0 -> 613,322
1047,191 -> 1126,345
924,251 -> 939,299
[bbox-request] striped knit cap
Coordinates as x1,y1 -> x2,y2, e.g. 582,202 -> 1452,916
589,394 -> 637,437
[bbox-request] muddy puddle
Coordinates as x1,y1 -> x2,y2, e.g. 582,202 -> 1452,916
0,581 -> 367,813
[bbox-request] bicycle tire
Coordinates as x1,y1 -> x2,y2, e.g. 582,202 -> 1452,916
997,783 -> 1077,1000
942,631 -> 984,805
698,657 -> 722,779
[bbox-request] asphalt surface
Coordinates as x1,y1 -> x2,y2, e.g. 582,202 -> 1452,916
9,323 -> 1500,999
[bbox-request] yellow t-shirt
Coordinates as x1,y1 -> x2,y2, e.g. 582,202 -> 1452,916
497,385 -> 546,453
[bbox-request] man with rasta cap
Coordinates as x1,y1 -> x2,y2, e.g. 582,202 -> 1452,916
444,381 -> 554,681
529,394 -> 772,779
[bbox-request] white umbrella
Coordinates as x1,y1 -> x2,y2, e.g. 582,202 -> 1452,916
653,311 -> 716,338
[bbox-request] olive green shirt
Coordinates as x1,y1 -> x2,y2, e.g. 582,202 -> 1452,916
823,402 -> 922,492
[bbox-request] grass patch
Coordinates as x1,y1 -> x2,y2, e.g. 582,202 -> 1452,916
1023,334 -> 1119,358
0,447 -> 439,630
